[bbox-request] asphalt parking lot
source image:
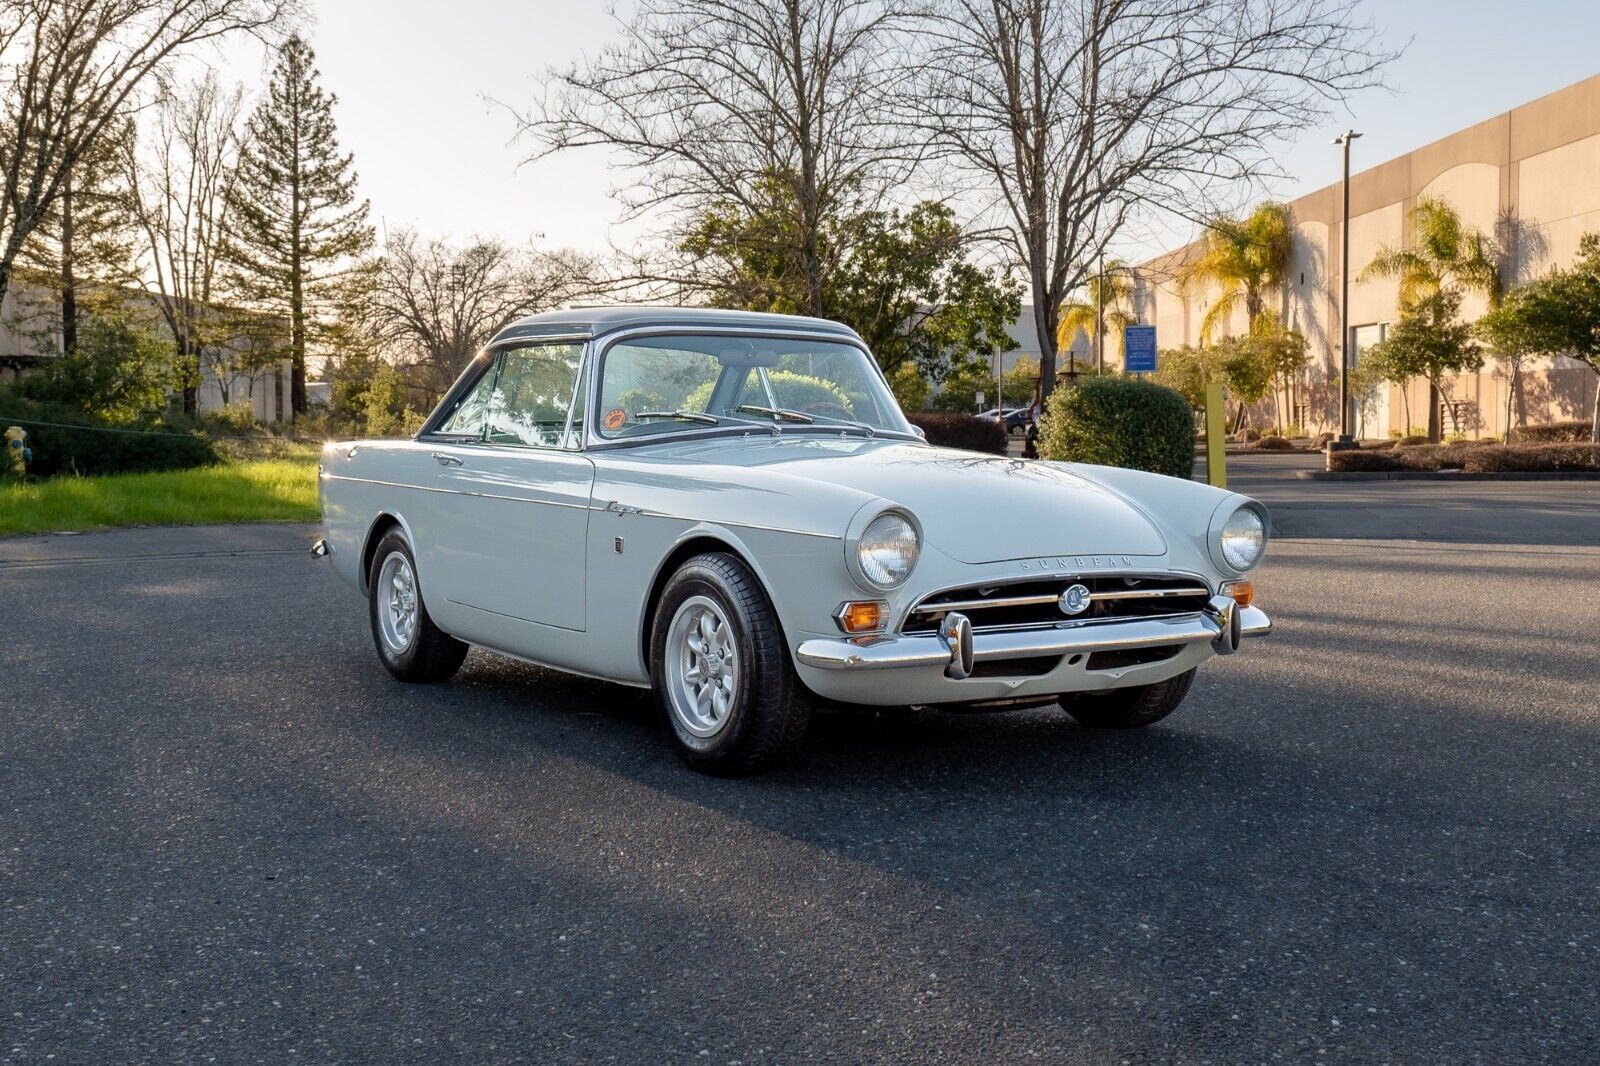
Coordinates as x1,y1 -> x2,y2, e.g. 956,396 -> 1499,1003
4,468 -> 1598,1062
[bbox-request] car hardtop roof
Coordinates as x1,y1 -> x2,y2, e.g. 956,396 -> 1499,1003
489,305 -> 862,346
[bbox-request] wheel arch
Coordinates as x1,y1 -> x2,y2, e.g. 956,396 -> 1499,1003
637,527 -> 787,676
359,512 -> 414,596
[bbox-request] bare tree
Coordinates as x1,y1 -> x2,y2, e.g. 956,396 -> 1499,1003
913,0 -> 1394,397
511,0 -> 914,316
124,73 -> 249,414
362,228 -> 595,401
0,0 -> 292,312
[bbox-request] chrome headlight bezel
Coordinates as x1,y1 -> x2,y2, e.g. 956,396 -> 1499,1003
1208,499 -> 1269,575
845,507 -> 921,591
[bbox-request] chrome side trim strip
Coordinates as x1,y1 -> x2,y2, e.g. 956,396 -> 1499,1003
585,501 -> 840,540
319,473 -> 591,510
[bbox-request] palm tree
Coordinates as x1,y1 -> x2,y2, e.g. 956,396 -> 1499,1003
1179,202 -> 1294,343
1057,260 -> 1133,370
1359,195 -> 1505,439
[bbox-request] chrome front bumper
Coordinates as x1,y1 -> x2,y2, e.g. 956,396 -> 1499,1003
795,595 -> 1271,677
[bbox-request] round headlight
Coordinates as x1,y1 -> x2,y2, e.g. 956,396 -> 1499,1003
857,512 -> 919,587
1219,506 -> 1265,571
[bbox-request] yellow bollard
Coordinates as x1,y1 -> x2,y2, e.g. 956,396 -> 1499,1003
1204,383 -> 1226,488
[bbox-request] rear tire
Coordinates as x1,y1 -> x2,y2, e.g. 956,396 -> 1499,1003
368,529 -> 468,683
650,552 -> 812,775
1060,668 -> 1196,729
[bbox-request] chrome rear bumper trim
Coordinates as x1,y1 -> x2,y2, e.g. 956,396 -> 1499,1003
796,603 -> 1271,672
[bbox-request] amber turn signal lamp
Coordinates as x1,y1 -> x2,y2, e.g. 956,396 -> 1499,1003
836,600 -> 887,634
1221,580 -> 1254,608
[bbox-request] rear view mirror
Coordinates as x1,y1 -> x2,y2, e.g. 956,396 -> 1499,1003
712,340 -> 781,369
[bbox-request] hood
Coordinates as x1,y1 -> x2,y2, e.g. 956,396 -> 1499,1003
635,436 -> 1167,563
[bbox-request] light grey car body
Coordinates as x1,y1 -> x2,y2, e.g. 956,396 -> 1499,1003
317,307 -> 1270,707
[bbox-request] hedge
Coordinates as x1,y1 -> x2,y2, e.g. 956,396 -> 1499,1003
906,411 -> 1008,454
1507,420 -> 1593,444
1327,442 -> 1600,473
0,394 -> 220,478
1462,443 -> 1600,472
1036,376 -> 1194,478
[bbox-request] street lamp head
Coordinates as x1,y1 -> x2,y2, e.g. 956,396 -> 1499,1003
1332,129 -> 1364,145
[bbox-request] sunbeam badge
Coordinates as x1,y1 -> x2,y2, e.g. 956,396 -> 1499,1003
1058,583 -> 1092,616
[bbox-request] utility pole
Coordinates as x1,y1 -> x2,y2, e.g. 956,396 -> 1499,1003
1333,129 -> 1362,443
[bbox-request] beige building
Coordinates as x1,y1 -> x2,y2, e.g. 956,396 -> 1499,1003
1132,73 -> 1600,437
0,279 -> 292,422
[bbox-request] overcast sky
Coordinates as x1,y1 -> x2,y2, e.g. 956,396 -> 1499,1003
211,0 -> 1600,266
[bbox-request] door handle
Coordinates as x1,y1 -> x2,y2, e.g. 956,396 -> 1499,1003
431,452 -> 463,467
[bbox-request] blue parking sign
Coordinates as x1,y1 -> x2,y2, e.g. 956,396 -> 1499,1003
1123,326 -> 1157,373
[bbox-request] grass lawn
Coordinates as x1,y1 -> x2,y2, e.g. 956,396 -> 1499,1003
1,455 -> 321,537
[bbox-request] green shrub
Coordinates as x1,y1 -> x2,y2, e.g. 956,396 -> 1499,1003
1036,376 -> 1194,478
14,311 -> 174,423
1508,420 -> 1593,444
0,393 -> 219,478
1253,435 -> 1294,450
684,370 -> 851,416
1243,427 -> 1262,442
198,403 -> 261,435
1394,434 -> 1430,448
906,411 -> 1007,454
616,388 -> 667,415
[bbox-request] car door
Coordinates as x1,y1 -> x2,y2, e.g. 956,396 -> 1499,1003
424,341 -> 594,633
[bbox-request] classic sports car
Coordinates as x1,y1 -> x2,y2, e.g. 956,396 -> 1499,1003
314,307 -> 1270,774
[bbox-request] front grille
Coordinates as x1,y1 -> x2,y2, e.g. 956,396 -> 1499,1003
903,575 -> 1210,635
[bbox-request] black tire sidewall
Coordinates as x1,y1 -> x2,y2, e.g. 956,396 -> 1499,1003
650,553 -> 810,772
651,562 -> 762,758
369,531 -> 425,675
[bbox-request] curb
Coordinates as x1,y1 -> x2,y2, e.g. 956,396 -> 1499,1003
1297,470 -> 1600,481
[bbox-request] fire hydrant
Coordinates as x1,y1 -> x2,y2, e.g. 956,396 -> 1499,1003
4,425 -> 31,481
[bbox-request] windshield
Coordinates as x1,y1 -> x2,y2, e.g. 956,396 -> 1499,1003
595,333 -> 914,441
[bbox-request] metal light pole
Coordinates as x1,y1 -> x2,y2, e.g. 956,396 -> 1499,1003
1333,129 -> 1362,442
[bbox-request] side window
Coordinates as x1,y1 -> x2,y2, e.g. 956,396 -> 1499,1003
484,343 -> 585,448
435,360 -> 499,437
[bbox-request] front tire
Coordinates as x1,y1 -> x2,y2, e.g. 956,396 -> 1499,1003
650,552 -> 812,775
368,529 -> 468,683
1060,668 -> 1196,729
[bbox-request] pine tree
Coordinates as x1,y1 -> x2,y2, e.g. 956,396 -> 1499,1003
225,36 -> 372,416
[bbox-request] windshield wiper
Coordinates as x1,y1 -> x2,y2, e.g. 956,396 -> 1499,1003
813,415 -> 877,437
737,404 -> 814,424
635,410 -> 720,425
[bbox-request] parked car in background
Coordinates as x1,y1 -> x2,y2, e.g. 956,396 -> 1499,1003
977,407 -> 1033,434
315,307 -> 1271,775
